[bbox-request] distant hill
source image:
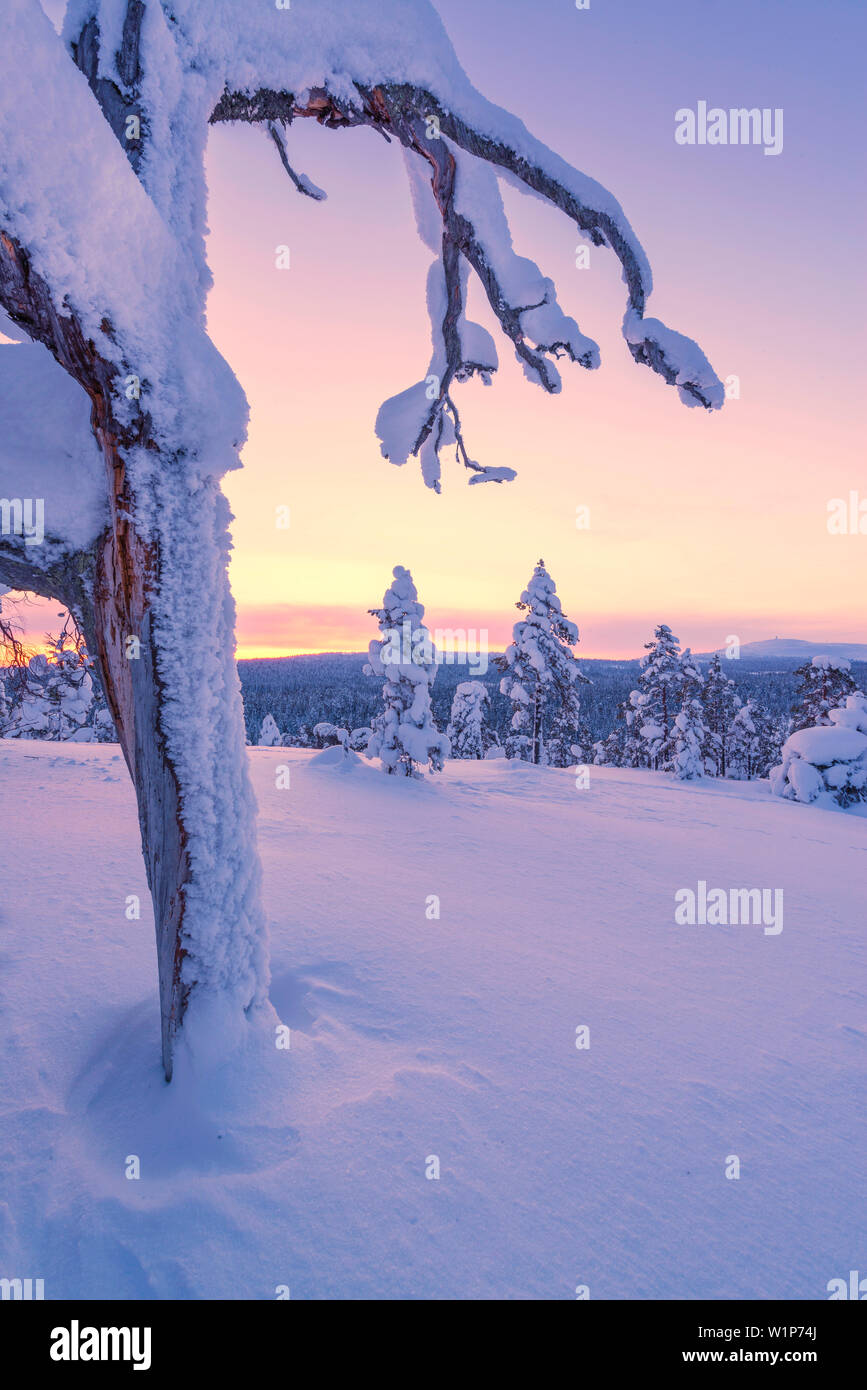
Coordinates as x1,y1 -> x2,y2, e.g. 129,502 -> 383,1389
697,638 -> 867,663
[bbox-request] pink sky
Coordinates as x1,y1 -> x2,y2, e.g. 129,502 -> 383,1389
13,0 -> 867,661
209,0 -> 866,659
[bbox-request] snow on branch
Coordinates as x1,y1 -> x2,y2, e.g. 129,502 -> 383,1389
210,73 -> 723,486
266,123 -> 327,201
58,0 -> 723,490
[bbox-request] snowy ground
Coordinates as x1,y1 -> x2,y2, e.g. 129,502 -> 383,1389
1,741 -> 864,1300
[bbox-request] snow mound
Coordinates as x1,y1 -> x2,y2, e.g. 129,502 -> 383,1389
771,694 -> 867,807
785,725 -> 867,766
308,744 -> 363,769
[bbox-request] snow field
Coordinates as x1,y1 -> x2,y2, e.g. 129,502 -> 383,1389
0,741 -> 864,1298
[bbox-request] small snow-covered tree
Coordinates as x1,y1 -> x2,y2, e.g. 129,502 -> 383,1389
701,654 -> 741,776
771,693 -> 867,808
673,694 -> 706,780
728,698 -> 780,780
49,619 -> 113,742
619,696 -> 646,768
0,0 -> 724,1078
593,727 -> 622,767
5,654 -> 51,737
365,566 -> 449,777
497,560 -> 587,764
44,630 -> 95,740
3,616 -> 113,742
349,726 -> 373,753
447,680 -> 491,760
313,721 -> 349,748
790,656 -> 858,732
548,711 -> 593,768
259,713 -> 282,747
628,625 -> 698,770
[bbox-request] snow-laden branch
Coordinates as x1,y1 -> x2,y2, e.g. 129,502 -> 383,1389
59,0 -> 724,491
266,123 -> 327,201
209,73 -> 723,486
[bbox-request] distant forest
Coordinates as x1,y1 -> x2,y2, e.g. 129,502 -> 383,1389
238,653 -> 867,749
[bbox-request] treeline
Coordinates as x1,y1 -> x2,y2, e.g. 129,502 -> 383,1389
237,652 -> 863,753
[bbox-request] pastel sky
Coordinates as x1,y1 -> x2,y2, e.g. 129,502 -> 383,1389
18,0 -> 867,658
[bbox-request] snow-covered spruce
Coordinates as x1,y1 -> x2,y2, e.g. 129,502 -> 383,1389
626,625 -> 703,772
258,713 -> 282,747
770,693 -> 867,808
497,560 -> 587,764
728,699 -> 783,781
673,695 -> 706,781
592,726 -> 623,767
546,710 -> 593,769
0,0 -> 723,1079
365,566 -> 449,778
2,620 -> 113,743
790,655 -> 858,732
701,653 -> 741,777
447,680 -> 494,760
313,721 -> 350,750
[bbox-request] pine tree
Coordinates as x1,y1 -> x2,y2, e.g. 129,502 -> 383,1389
497,560 -> 587,765
772,693 -> 867,807
617,695 -> 646,767
593,727 -> 623,766
313,722 -> 349,748
3,616 -> 112,741
728,699 -> 781,780
4,654 -> 51,737
701,654 -> 741,776
790,656 -> 858,731
447,681 -> 491,760
548,711 -> 593,768
47,624 -> 110,740
365,565 -> 449,778
673,694 -> 706,780
628,624 -> 694,770
259,713 -> 281,746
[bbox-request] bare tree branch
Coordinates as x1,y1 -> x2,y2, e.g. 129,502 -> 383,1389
266,122 -> 327,200
209,79 -> 722,488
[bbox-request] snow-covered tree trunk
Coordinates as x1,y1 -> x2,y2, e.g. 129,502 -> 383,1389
530,688 -> 543,766
0,231 -> 264,1080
